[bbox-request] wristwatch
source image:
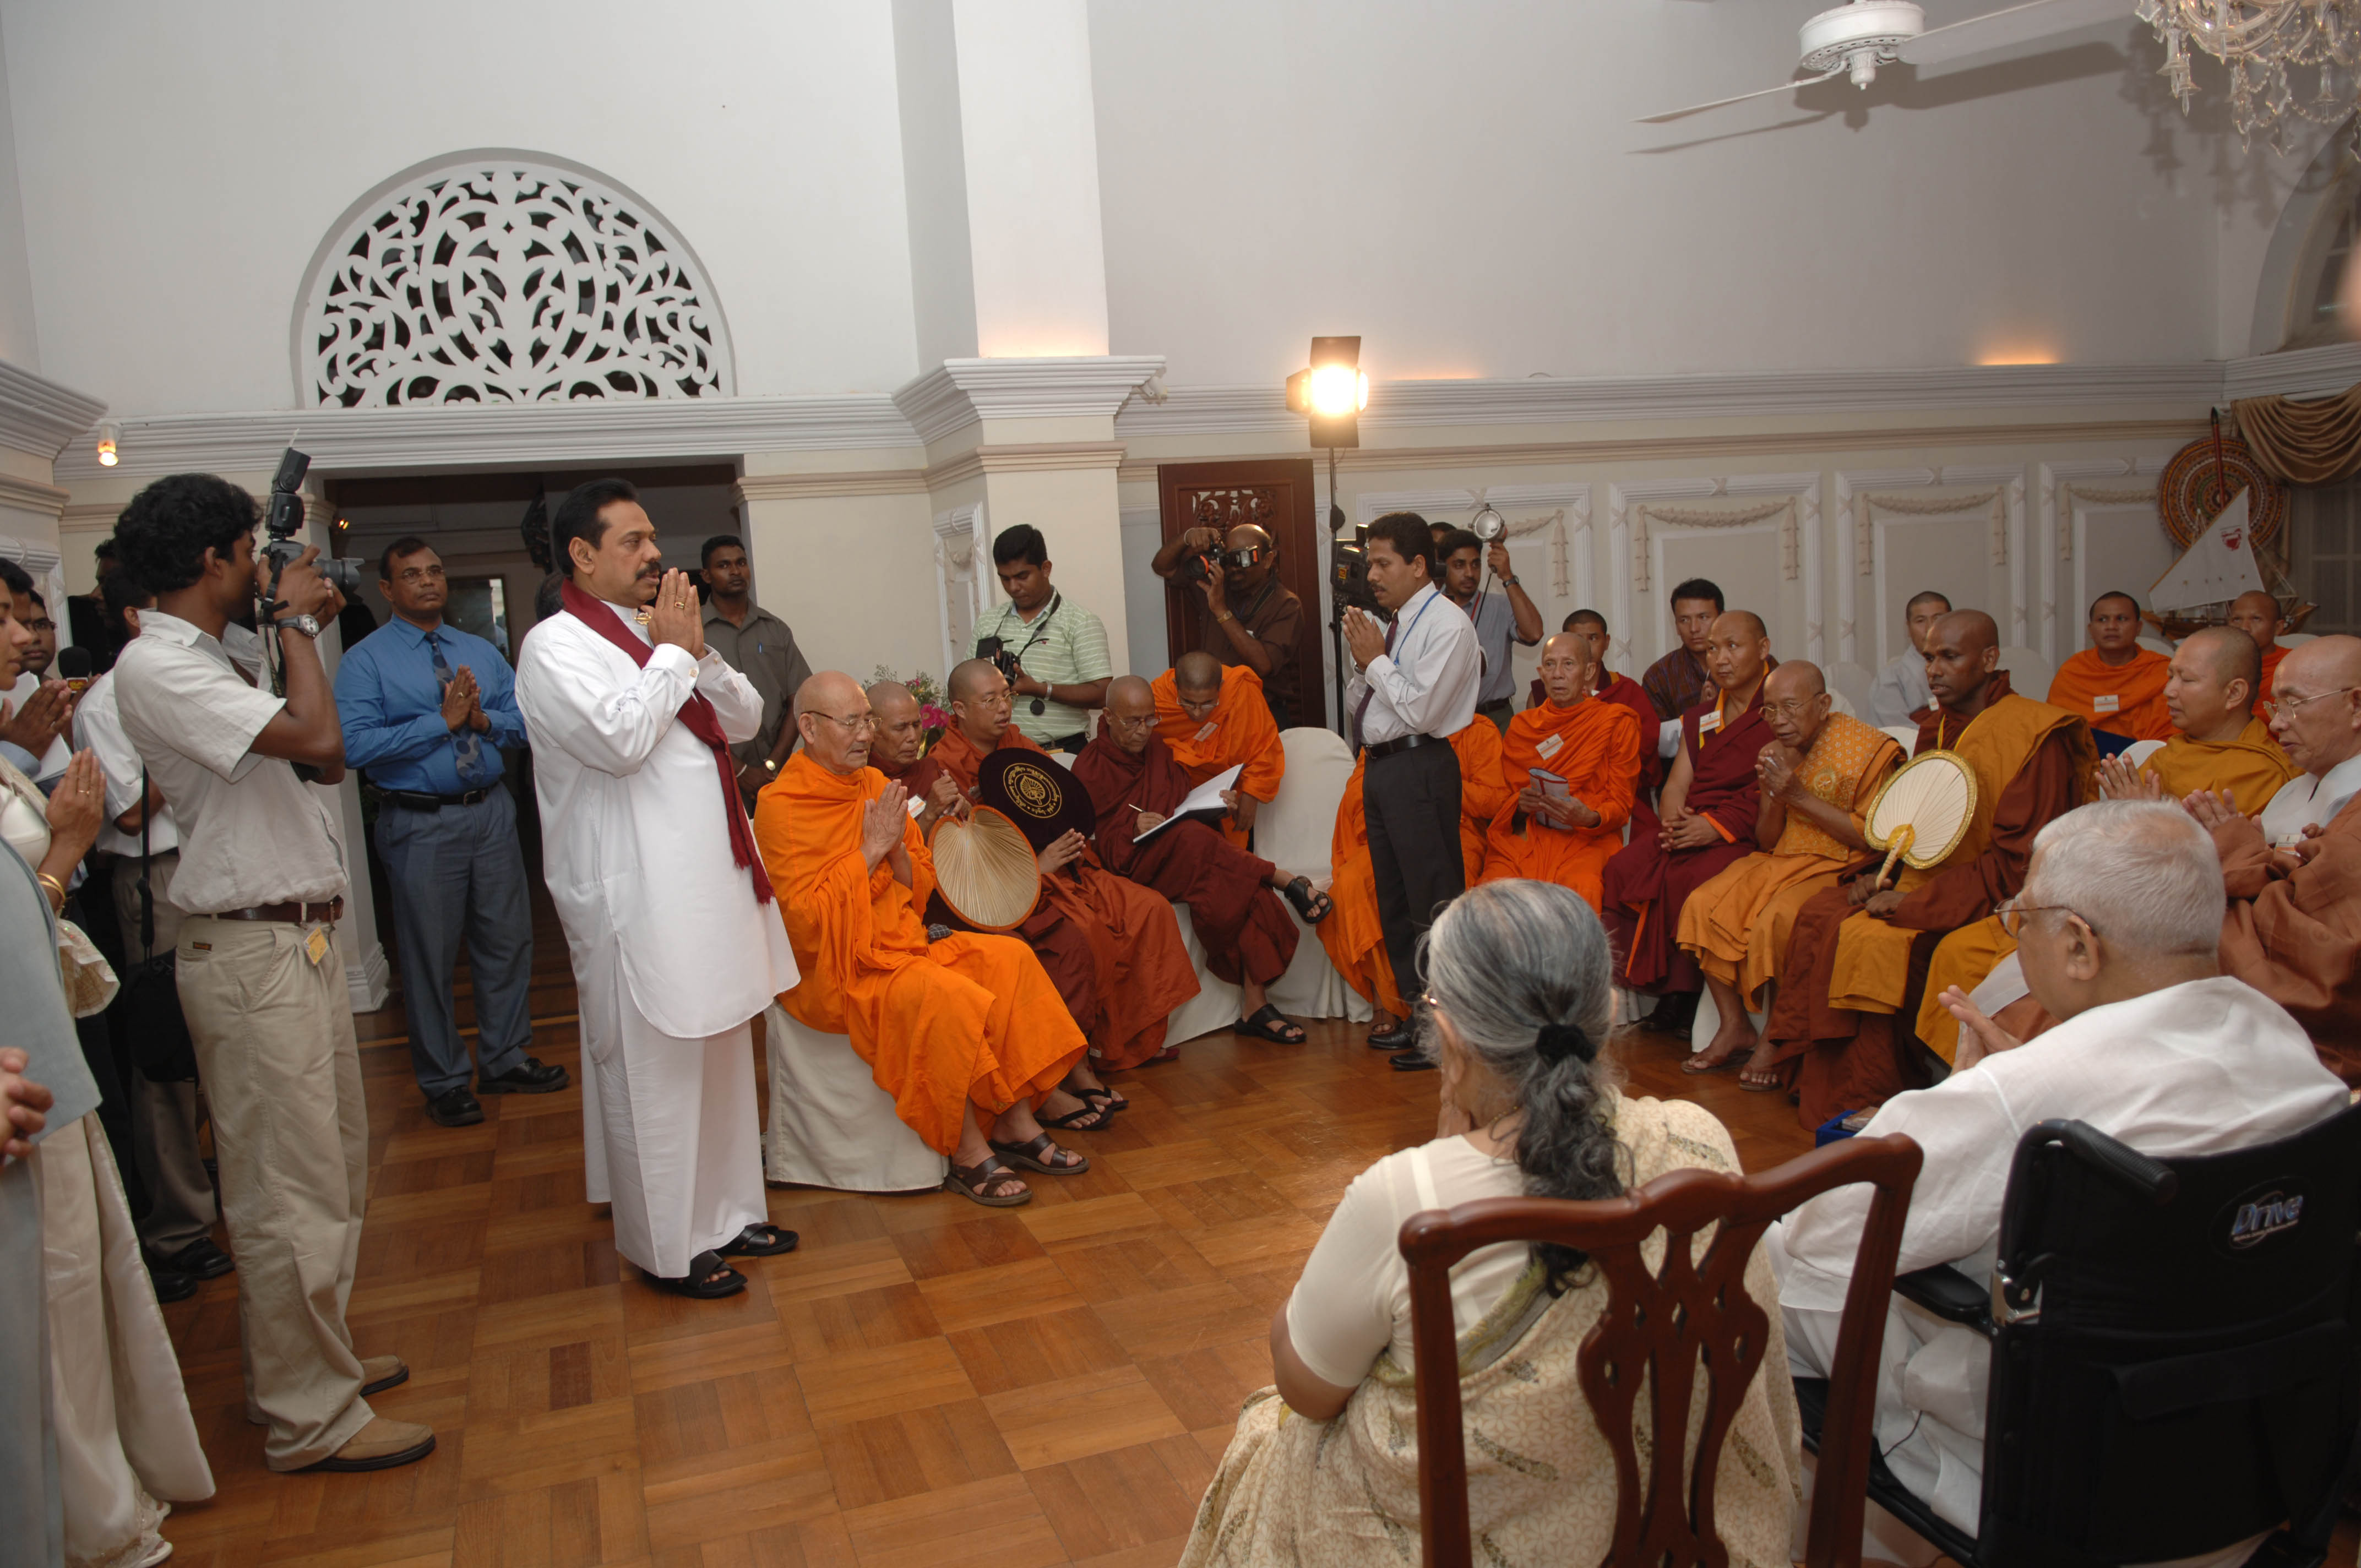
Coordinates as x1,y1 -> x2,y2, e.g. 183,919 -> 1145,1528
1215,611 -> 1236,624
763,758 -> 780,774
1500,575 -> 1521,587
274,614 -> 321,639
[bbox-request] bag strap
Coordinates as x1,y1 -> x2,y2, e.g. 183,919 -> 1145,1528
138,767 -> 155,961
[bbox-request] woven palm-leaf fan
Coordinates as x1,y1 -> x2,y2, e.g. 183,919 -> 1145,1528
927,805 -> 1041,932
1861,750 -> 1977,890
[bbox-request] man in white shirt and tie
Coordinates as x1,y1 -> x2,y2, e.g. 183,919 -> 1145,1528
1342,513 -> 1481,1067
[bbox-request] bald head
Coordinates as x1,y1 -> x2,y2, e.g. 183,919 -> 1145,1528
1761,660 -> 1831,750
2228,590 -> 2284,654
1764,660 -> 1825,699
794,671 -> 873,775
1175,650 -> 1223,693
1536,631 -> 1595,707
2183,626 -> 2261,698
864,680 -> 928,772
1226,524 -> 1271,553
1103,674 -> 1158,754
2164,627 -> 2257,745
795,669 -> 863,724
948,657 -> 999,704
1925,610 -> 2001,712
1704,610 -> 1771,696
866,679 -> 917,719
948,657 -> 1013,745
2267,635 -> 2361,776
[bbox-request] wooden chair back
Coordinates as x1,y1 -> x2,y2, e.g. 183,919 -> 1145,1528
1397,1133 -> 1922,1568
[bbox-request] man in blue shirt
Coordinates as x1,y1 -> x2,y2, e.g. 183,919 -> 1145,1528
336,537 -> 566,1126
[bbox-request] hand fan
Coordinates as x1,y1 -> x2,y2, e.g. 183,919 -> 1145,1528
1860,749 -> 1977,890
927,805 -> 1041,932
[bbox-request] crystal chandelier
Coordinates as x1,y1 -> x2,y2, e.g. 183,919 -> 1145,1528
2138,1 -> 2361,144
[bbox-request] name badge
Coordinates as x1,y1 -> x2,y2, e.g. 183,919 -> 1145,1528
1193,721 -> 1220,743
304,925 -> 331,967
2093,694 -> 2120,715
1536,732 -> 1564,760
1698,710 -> 1723,736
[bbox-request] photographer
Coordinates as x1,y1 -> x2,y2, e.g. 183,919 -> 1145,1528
969,524 -> 1112,750
113,473 -> 432,1476
1152,521 -> 1303,729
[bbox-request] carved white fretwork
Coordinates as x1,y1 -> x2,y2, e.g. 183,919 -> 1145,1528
1607,474 -> 1823,666
1354,483 -> 1596,608
2037,458 -> 2167,664
302,160 -> 731,408
933,504 -> 992,680
1834,466 -> 2027,666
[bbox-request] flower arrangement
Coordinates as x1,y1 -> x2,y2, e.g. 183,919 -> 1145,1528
871,665 -> 953,752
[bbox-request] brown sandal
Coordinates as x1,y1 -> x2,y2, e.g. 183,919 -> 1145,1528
944,1156 -> 1031,1207
988,1133 -> 1089,1176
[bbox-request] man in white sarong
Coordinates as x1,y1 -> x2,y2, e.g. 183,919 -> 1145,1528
1772,801 -> 2348,1567
516,478 -> 802,1299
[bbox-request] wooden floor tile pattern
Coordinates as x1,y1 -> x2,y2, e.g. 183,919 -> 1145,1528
150,896 -> 1907,1567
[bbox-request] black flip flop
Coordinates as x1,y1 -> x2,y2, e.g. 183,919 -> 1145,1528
988,1133 -> 1089,1175
717,1223 -> 799,1257
1074,1082 -> 1129,1114
1281,877 -> 1334,925
648,1250 -> 746,1299
1233,1003 -> 1306,1044
1039,1099 -> 1113,1131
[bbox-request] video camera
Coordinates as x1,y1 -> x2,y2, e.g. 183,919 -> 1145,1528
1330,521 -> 1379,615
259,447 -> 363,611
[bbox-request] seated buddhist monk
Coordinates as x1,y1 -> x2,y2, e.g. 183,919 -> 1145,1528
1478,630 -> 1639,909
1601,610 -> 1775,1033
1530,609 -> 1662,795
1912,625 -> 2295,1065
1152,650 -> 1287,847
1762,609 -> 2094,1129
2048,590 -> 2172,752
1071,676 -> 1331,1044
1321,716 -> 1510,1051
2227,589 -> 2292,714
923,661 -> 1200,1084
1678,662 -> 1903,1086
754,673 -> 1094,1206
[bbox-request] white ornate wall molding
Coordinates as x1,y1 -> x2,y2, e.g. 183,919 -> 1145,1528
1833,465 -> 2027,666
0,361 -> 105,462
0,532 -> 66,624
1351,482 -> 1596,610
932,503 -> 993,679
894,356 -> 1167,448
2221,340 -> 2361,402
1607,473 -> 1822,666
2037,458 -> 2166,663
297,154 -> 732,408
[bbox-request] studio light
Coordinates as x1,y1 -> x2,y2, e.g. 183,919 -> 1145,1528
95,421 -> 118,467
1285,336 -> 1367,450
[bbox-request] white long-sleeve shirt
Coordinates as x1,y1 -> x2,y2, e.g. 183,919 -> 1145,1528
1343,583 -> 1480,744
1868,649 -> 1932,728
515,600 -> 798,1039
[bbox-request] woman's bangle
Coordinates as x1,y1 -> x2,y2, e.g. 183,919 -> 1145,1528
35,871 -> 66,907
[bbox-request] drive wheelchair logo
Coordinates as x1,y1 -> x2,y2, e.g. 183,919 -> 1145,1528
2219,1180 -> 2306,1252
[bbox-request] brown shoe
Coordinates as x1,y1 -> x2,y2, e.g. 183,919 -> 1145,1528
298,1417 -> 436,1473
360,1355 -> 409,1397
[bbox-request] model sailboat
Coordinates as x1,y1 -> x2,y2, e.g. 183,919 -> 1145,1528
2145,488 -> 2315,641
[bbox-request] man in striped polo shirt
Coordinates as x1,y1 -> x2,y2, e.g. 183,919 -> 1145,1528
969,525 -> 1114,751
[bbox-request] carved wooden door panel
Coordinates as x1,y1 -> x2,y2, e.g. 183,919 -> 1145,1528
1155,459 -> 1324,731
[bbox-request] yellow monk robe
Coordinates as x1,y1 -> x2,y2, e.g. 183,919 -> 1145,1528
1152,665 -> 1287,848
1910,712 -> 2297,1063
1476,699 -> 1641,911
2048,646 -> 2173,742
1321,720 -> 1509,1018
1677,712 -> 1902,1009
755,754 -> 1087,1156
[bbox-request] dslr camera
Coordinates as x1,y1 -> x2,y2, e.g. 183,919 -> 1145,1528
259,447 -> 363,611
1180,540 -> 1266,586
973,636 -> 1024,686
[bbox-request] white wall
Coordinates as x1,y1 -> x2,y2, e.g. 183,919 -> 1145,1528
1,0 -> 922,415
1087,0 -> 2242,385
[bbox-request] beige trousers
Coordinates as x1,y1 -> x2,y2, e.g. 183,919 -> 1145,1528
175,916 -> 372,1470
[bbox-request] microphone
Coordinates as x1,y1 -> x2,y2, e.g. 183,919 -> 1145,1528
56,645 -> 93,695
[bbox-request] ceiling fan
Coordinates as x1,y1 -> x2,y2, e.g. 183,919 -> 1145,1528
1637,0 -> 2132,124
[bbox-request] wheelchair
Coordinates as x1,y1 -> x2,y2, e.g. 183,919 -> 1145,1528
1798,1105 -> 2361,1567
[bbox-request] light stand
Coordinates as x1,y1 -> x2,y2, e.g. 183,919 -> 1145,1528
1286,336 -> 1370,741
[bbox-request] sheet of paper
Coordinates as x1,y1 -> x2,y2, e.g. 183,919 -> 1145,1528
1133,763 -> 1245,845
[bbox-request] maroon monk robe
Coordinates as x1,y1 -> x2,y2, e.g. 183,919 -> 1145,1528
1601,681 -> 1771,995
1762,672 -> 2086,1129
1070,731 -> 1299,987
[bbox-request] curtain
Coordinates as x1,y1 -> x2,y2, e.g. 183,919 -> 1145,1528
2233,385 -> 2361,484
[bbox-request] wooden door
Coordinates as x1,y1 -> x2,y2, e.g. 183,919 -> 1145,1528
1155,459 -> 1325,731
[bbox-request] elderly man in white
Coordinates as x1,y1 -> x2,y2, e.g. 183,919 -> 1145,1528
1772,800 -> 2349,1567
516,478 -> 802,1300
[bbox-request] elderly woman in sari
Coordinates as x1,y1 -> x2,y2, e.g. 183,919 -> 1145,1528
1182,879 -> 1801,1566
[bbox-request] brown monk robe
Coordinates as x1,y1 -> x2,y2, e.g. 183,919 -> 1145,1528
1478,631 -> 1640,910
1073,676 -> 1332,1044
924,662 -> 1200,1079
1914,627 -> 2294,1064
757,672 -> 1092,1206
1152,651 -> 1288,850
1765,611 -> 2095,1129
1602,611 -> 1776,1001
1678,662 -> 1903,1087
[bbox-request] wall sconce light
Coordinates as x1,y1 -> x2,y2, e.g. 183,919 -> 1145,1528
95,422 -> 118,467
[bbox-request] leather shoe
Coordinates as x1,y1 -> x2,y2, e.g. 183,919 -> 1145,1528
1366,1021 -> 1416,1050
1389,1050 -> 1436,1072
425,1087 -> 483,1127
478,1057 -> 569,1095
150,1266 -> 199,1303
361,1354 -> 409,1397
152,1237 -> 234,1279
297,1416 -> 436,1473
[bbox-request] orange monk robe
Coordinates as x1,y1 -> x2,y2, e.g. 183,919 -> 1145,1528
1676,713 -> 1902,1010
927,723 -> 1200,1068
2255,644 -> 2290,715
755,754 -> 1086,1155
2048,646 -> 2173,742
1320,719 -> 1508,1018
1151,665 -> 1287,849
1476,699 -> 1641,911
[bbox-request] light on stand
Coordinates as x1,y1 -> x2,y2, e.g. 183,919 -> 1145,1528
1286,336 -> 1373,739
95,421 -> 118,467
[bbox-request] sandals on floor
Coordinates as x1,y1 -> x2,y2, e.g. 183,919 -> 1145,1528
988,1133 -> 1089,1176
1281,877 -> 1334,925
1233,1002 -> 1306,1044
945,1156 -> 1032,1207
1680,1051 -> 1740,1075
648,1250 -> 746,1300
718,1223 -> 799,1257
1039,1099 -> 1114,1132
1074,1082 -> 1129,1114
1739,1065 -> 1788,1093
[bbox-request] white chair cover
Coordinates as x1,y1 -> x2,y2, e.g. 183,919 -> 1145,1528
761,1002 -> 946,1192
2121,738 -> 2167,767
1827,660 -> 1875,722
1880,724 -> 1920,752
1261,727 -> 1368,1022
2136,634 -> 2177,657
2280,632 -> 2319,647
1826,687 -> 1857,718
1163,904 -> 1244,1046
1995,644 -> 2053,701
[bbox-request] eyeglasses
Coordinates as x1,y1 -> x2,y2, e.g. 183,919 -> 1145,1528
806,710 -> 873,734
1998,897 -> 2098,938
391,565 -> 446,585
2260,687 -> 2357,721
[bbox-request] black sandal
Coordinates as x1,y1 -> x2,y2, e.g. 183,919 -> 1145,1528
648,1250 -> 746,1299
944,1156 -> 1031,1207
1281,877 -> 1334,925
1071,1082 -> 1128,1114
1233,1003 -> 1306,1044
717,1223 -> 799,1257
1038,1099 -> 1113,1131
988,1133 -> 1089,1175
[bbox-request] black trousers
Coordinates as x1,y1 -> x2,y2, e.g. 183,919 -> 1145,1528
1364,741 -> 1465,1009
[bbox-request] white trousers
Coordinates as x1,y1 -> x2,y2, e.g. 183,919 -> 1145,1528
576,955 -> 765,1280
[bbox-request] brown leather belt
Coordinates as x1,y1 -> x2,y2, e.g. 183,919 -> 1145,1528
205,899 -> 344,924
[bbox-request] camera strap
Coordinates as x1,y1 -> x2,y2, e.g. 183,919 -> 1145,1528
1003,593 -> 1063,715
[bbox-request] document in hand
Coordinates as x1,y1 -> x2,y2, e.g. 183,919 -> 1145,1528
1133,763 -> 1245,844
1528,767 -> 1572,830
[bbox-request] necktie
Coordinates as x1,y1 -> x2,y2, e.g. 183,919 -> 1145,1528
1351,617 -> 1400,752
428,631 -> 487,783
